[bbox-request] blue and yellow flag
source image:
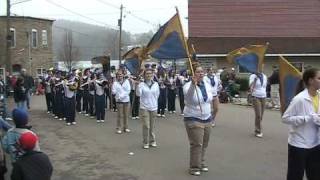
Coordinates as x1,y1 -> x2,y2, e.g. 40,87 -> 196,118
123,47 -> 147,75
279,56 -> 302,114
226,44 -> 268,73
146,13 -> 188,59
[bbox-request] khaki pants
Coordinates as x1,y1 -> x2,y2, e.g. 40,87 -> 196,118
140,109 -> 156,144
252,97 -> 266,133
185,121 -> 212,170
117,103 -> 129,130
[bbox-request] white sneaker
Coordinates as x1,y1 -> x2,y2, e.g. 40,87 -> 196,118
116,130 -> 122,134
79,111 -> 82,114
5,117 -> 12,121
150,142 -> 157,147
135,116 -> 139,119
173,111 -> 176,113
124,129 -> 131,133
63,118 -> 66,121
47,111 -> 50,114
97,120 -> 101,123
54,116 -> 58,119
255,133 -> 263,138
189,170 -> 201,176
90,116 -> 95,119
180,113 -> 184,116
161,114 -> 165,118
132,117 -> 137,120
143,144 -> 149,149
157,114 -> 161,117
169,111 -> 173,114
201,166 -> 209,172
59,118 -> 63,121
66,123 -> 71,126
211,122 -> 216,127
100,120 -> 105,123
85,114 -> 89,117
72,122 -> 77,125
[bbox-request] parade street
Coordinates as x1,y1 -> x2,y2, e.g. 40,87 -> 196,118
25,96 -> 288,180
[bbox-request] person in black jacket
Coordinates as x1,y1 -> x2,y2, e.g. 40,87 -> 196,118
11,132 -> 53,180
21,69 -> 34,110
14,77 -> 27,111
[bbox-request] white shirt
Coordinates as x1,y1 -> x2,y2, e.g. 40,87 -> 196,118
249,73 -> 267,98
64,82 -> 75,98
112,79 -> 131,103
204,75 -> 219,97
137,81 -> 160,111
183,81 -> 213,120
282,89 -> 320,149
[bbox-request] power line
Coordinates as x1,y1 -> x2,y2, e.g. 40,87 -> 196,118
45,0 -> 118,30
95,0 -> 158,28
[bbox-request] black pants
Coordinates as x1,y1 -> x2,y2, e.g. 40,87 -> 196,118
158,88 -> 167,115
52,94 -> 56,115
112,94 -> 117,110
88,93 -> 95,116
55,94 -> 64,118
178,87 -> 184,113
45,93 -> 53,112
76,90 -> 83,112
105,88 -> 112,109
132,95 -> 140,117
287,144 -> 320,180
95,94 -> 105,120
130,90 -> 135,105
82,91 -> 89,113
65,96 -> 76,123
167,88 -> 176,112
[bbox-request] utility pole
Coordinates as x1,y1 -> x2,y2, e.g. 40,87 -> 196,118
118,4 -> 123,66
6,0 -> 12,73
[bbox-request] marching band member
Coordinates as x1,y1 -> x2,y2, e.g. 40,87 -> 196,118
204,67 -> 220,127
129,75 -> 140,120
82,68 -> 90,115
166,70 -> 176,113
137,68 -> 160,149
75,69 -> 83,113
95,73 -> 108,123
157,70 -> 167,118
112,70 -> 131,134
43,70 -> 53,114
176,70 -> 189,116
88,73 -> 96,119
183,65 -> 214,176
53,71 -> 65,121
64,74 -> 77,126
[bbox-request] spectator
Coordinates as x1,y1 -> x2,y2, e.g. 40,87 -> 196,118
21,69 -> 34,109
13,77 -> 27,111
2,108 -> 40,163
11,132 -> 53,180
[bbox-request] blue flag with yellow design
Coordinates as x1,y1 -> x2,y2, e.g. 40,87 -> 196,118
146,13 -> 188,59
123,47 -> 146,75
226,44 -> 268,73
279,56 -> 302,114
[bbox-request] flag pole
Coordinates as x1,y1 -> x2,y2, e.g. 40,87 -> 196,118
175,7 -> 203,113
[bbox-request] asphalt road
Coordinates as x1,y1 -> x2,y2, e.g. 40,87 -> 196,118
7,96 -> 289,180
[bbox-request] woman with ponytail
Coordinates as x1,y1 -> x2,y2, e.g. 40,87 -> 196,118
282,68 -> 320,180
249,71 -> 267,138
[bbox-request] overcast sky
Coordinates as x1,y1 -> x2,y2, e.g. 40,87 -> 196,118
0,0 -> 188,34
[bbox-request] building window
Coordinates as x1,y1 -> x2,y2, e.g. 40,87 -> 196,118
291,62 -> 304,72
32,29 -> 38,48
42,30 -> 48,47
36,68 -> 46,77
10,28 -> 16,48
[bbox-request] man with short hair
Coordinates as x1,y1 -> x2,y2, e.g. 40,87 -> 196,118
20,69 -> 34,110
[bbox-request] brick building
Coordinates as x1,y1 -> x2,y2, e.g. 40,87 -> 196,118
0,16 -> 54,77
188,0 -> 320,76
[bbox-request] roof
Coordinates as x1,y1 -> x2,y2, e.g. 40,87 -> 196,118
189,37 -> 320,54
0,16 -> 55,22
189,0 -> 320,37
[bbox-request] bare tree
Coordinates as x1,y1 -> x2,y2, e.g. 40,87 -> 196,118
58,30 -> 80,72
